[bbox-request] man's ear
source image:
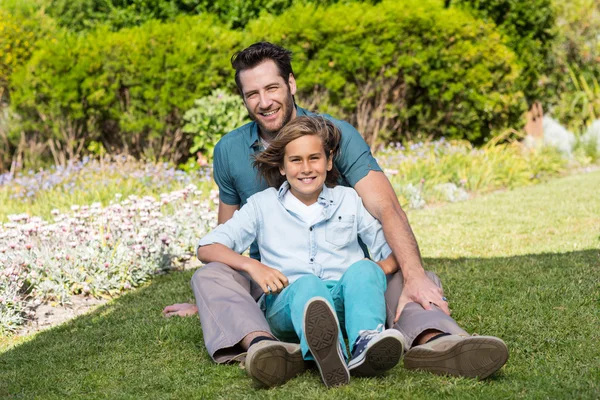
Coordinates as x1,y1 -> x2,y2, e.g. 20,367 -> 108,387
288,73 -> 297,96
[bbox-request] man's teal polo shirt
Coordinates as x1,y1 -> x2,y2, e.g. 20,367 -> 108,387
212,105 -> 382,259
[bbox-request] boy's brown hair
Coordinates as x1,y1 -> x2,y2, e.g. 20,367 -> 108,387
253,116 -> 341,188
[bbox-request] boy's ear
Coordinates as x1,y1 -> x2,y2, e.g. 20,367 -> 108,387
327,156 -> 333,171
279,166 -> 286,176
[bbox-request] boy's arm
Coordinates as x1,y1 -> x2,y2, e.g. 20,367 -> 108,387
197,243 -> 288,294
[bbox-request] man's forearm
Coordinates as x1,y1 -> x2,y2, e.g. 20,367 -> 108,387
354,171 -> 425,279
378,203 -> 426,280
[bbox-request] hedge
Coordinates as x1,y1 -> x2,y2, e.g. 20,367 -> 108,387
452,0 -> 557,104
10,15 -> 241,163
46,0 -> 380,31
248,0 -> 526,144
8,0 -> 527,168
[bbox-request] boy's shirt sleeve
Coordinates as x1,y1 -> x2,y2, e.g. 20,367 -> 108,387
197,198 -> 259,256
355,194 -> 392,261
333,119 -> 382,187
213,140 -> 241,205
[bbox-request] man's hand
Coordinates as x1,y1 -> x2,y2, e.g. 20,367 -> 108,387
162,303 -> 198,317
245,259 -> 289,295
394,272 -> 450,323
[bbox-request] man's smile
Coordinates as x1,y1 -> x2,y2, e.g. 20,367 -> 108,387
259,108 -> 280,118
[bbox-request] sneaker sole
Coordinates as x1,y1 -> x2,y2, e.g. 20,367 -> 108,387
304,298 -> 350,388
404,336 -> 509,379
349,333 -> 405,377
246,343 -> 305,387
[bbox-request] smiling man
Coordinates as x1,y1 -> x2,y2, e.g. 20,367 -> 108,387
163,42 -> 508,386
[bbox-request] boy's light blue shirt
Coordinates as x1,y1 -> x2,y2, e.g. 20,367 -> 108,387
197,182 -> 392,284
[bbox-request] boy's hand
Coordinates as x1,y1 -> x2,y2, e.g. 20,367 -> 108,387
245,260 -> 289,294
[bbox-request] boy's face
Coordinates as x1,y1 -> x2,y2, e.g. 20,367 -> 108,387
238,60 -> 297,138
279,135 -> 332,206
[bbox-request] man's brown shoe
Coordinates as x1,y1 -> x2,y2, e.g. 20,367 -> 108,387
404,335 -> 508,379
245,341 -> 306,388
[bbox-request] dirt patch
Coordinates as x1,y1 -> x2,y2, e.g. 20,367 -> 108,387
18,295 -> 109,336
16,259 -> 201,337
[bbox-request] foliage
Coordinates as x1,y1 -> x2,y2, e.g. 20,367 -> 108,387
551,0 -> 600,79
45,0 -> 379,31
248,0 -> 526,144
0,6 -> 56,103
0,185 -> 217,334
182,89 -> 250,162
380,138 -> 566,209
9,15 -> 241,167
552,69 -> 600,133
575,119 -> 600,161
0,155 -> 214,221
452,0 -> 558,104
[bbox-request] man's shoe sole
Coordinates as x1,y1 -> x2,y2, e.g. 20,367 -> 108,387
349,331 -> 405,377
404,336 -> 509,379
246,342 -> 305,387
304,298 -> 350,388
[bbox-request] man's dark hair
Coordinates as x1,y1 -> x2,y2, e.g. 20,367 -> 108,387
231,42 -> 294,94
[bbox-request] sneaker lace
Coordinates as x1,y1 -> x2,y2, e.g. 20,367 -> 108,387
356,323 -> 385,344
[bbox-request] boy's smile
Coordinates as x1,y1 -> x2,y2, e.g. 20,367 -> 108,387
280,135 -> 332,206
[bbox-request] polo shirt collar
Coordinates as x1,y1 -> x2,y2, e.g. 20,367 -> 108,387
247,105 -> 310,148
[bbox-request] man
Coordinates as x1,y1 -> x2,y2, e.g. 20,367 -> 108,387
163,42 -> 508,386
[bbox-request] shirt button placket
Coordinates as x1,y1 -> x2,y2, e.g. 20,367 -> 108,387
309,226 -> 315,265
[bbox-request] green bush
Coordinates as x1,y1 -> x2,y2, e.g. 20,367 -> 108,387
452,0 -> 557,104
10,15 -> 241,164
248,0 -> 526,144
46,0 -> 379,31
182,89 -> 250,161
0,7 -> 56,102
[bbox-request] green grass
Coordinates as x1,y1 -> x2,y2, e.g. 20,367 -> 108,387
1,171 -> 599,399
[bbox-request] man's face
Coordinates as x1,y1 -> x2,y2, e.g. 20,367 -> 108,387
238,60 -> 297,138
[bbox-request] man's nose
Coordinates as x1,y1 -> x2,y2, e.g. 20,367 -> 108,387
258,93 -> 272,109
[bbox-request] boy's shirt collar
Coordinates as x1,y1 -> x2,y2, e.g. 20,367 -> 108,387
277,181 -> 335,220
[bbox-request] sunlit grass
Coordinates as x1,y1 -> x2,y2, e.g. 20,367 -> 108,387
1,170 -> 598,399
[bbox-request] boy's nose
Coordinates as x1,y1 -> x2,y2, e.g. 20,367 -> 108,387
301,160 -> 312,172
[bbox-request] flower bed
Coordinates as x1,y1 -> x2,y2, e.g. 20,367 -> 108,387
0,186 -> 217,334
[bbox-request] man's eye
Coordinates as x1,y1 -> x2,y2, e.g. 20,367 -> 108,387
267,86 -> 278,92
246,93 -> 257,99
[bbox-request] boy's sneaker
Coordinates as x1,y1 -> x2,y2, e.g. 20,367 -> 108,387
348,325 -> 406,377
404,334 -> 508,379
245,340 -> 306,388
303,297 -> 350,388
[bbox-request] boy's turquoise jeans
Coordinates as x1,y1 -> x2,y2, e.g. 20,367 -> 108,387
263,259 -> 387,361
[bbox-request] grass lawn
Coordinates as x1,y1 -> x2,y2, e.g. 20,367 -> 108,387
1,170 -> 599,399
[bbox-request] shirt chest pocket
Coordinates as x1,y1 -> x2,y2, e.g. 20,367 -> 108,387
325,215 -> 356,248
